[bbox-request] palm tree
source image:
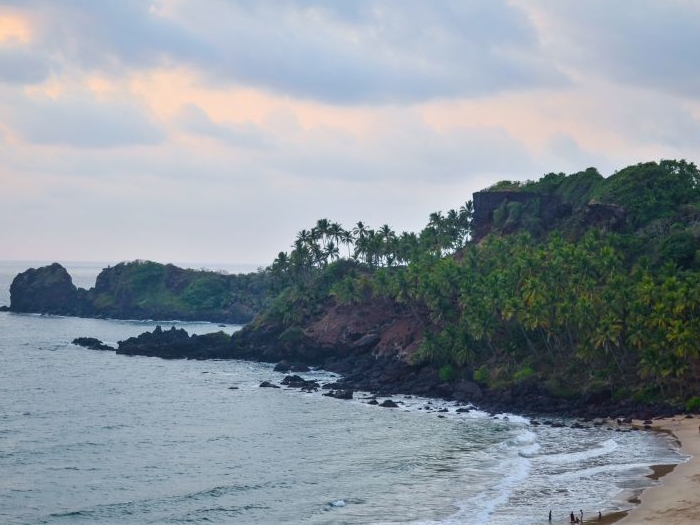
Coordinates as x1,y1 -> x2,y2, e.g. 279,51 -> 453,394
353,221 -> 369,242
315,218 -> 331,249
341,228 -> 354,258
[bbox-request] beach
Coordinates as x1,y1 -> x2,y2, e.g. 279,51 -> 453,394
614,415 -> 700,524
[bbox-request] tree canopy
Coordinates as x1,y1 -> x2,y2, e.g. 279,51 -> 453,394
259,160 -> 700,410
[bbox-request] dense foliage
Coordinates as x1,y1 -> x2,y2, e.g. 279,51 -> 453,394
260,160 -> 700,408
88,261 -> 271,322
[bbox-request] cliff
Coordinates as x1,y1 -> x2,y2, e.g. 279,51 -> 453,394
9,263 -> 83,315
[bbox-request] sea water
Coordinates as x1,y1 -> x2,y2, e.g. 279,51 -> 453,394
0,261 -> 686,525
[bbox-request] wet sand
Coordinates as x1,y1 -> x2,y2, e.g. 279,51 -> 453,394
614,415 -> 700,524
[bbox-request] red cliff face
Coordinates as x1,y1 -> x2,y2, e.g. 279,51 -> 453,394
304,299 -> 424,360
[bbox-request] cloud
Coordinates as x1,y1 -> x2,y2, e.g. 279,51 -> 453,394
543,134 -> 611,175
15,0 -> 209,72
3,90 -> 164,148
174,104 -> 269,148
2,1 -> 700,266
177,0 -> 566,103
3,0 -> 566,103
528,0 -> 700,99
0,46 -> 51,84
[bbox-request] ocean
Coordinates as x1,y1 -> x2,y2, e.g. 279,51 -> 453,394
0,261 -> 686,525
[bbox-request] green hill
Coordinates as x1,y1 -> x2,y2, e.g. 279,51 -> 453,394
253,159 -> 700,412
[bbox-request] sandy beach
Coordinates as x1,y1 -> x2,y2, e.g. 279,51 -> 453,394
614,415 -> 700,524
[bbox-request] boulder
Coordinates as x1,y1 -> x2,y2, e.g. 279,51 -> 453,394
281,375 -> 320,391
323,390 -> 354,400
452,379 -> 483,402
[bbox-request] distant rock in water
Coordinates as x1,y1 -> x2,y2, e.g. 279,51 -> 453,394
72,337 -> 115,351
10,263 -> 82,315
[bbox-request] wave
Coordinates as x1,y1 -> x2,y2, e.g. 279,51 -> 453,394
536,438 -> 618,465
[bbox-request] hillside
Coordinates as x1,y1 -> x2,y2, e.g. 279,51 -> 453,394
229,159 -> 700,414
22,159 -> 700,415
7,260 -> 272,323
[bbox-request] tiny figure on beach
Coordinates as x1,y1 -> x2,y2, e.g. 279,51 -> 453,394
570,511 -> 576,523
580,509 -> 584,522
549,509 -> 552,522
599,510 -> 602,521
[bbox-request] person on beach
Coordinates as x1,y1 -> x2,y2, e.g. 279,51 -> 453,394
570,511 -> 576,523
549,510 -> 552,522
580,509 -> 583,522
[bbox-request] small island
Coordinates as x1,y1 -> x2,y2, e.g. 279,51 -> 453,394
5,260 -> 272,324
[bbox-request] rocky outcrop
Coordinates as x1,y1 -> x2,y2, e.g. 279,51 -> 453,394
10,263 -> 85,315
72,337 -> 115,351
83,321 -> 680,419
116,325 -> 233,359
471,190 -> 571,241
8,261 -> 269,323
581,201 -> 627,231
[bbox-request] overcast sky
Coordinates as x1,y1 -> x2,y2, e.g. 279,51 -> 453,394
1,1 -> 699,267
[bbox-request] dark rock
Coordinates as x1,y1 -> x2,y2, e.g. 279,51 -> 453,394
367,399 -> 378,405
274,360 -> 311,373
380,399 -> 398,408
582,201 -> 627,231
10,263 -> 81,315
116,326 -> 232,359
259,381 -> 280,388
72,337 -> 114,351
452,379 -> 483,402
323,390 -> 354,400
281,375 -> 319,391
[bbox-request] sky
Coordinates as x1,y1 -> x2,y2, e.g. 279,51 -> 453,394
1,0 -> 700,267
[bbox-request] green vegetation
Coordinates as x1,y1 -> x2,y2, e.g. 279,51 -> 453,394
88,260 -> 271,322
257,159 -> 700,409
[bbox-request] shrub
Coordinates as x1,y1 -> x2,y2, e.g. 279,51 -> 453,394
473,365 -> 490,386
438,364 -> 457,382
685,396 -> 700,413
513,365 -> 535,383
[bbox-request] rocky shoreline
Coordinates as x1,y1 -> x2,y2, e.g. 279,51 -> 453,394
72,324 -> 680,422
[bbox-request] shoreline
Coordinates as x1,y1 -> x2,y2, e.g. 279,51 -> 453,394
609,415 -> 699,524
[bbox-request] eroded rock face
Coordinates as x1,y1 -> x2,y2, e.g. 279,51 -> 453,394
10,263 -> 81,314
581,201 -> 627,231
